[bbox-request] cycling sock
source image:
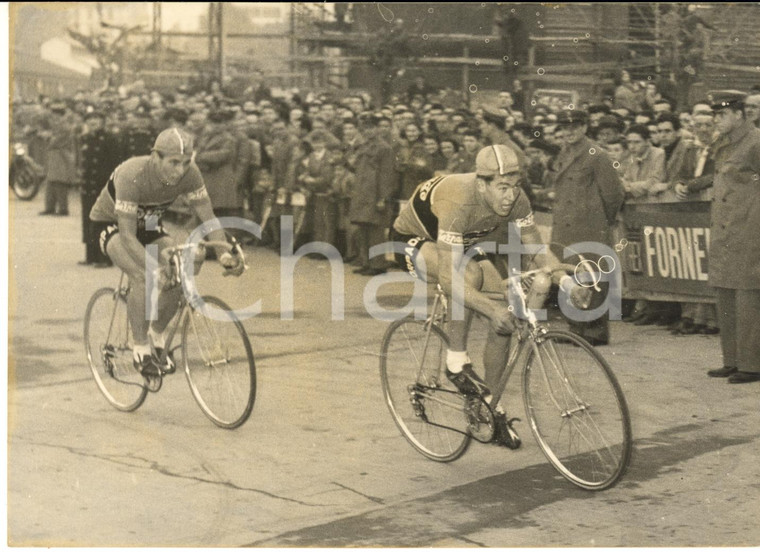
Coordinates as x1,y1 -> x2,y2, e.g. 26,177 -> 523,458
133,343 -> 152,362
148,326 -> 166,349
446,350 -> 470,373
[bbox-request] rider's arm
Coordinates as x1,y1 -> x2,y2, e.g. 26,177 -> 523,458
189,193 -> 230,246
178,166 -> 233,253
115,211 -> 147,270
520,223 -> 565,285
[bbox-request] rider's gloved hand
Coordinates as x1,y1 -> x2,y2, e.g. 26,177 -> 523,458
490,304 -> 517,335
219,247 -> 245,277
157,264 -> 178,290
559,275 -> 594,310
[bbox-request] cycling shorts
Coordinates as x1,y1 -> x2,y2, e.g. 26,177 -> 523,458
390,228 -> 489,281
95,222 -> 169,256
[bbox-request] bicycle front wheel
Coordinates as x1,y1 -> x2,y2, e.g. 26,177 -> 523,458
522,330 -> 632,491
380,317 -> 470,462
182,296 -> 256,429
84,287 -> 148,411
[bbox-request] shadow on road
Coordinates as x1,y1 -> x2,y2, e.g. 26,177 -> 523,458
249,423 -> 751,547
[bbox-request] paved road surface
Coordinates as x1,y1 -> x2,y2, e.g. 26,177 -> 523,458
7,194 -> 760,547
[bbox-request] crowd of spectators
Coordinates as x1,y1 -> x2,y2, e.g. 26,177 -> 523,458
11,71 -> 760,335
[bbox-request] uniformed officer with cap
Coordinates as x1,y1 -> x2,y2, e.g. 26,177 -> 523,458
121,101 -> 156,161
480,105 -> 526,174
550,109 -> 625,345
79,110 -> 120,266
705,90 -> 760,383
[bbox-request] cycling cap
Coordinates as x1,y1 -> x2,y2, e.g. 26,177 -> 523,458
153,127 -> 194,156
475,144 -> 520,178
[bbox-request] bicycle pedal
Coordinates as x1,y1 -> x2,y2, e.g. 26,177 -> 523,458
102,344 -> 116,358
143,374 -> 163,393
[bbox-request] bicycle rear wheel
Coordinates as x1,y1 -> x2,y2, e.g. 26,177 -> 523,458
182,296 -> 256,429
380,317 -> 470,462
84,287 -> 148,411
522,330 -> 632,491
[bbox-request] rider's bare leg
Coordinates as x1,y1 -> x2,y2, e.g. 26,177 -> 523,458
483,330 -> 510,393
106,235 -> 149,347
149,237 -> 183,336
447,262 -> 482,354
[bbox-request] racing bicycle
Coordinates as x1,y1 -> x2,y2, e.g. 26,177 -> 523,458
84,240 -> 256,429
379,264 -> 632,491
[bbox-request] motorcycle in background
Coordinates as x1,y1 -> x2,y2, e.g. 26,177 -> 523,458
9,142 -> 44,200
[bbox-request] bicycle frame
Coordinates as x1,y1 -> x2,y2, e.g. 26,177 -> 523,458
110,241 -> 236,380
424,268 -> 552,409
382,265 -> 632,487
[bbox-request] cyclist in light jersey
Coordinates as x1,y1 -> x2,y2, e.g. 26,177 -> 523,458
392,144 -> 564,447
90,128 -> 244,377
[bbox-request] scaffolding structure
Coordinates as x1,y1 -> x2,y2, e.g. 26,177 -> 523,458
93,3 -> 760,101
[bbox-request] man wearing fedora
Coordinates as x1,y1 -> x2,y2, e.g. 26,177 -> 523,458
550,109 -> 625,346
705,91 -> 760,384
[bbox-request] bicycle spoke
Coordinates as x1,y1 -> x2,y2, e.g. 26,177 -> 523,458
85,288 -> 148,411
523,331 -> 631,490
183,297 -> 255,429
380,318 -> 470,462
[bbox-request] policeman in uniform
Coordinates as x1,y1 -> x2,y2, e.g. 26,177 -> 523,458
78,110 -> 121,266
705,91 -> 760,383
121,102 -> 156,162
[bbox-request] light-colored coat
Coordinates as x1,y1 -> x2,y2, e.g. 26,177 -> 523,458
44,124 -> 78,184
621,145 -> 667,198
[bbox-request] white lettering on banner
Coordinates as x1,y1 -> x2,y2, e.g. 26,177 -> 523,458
642,225 -> 710,281
693,228 -> 709,281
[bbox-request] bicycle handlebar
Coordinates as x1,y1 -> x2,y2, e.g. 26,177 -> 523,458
158,240 -> 248,283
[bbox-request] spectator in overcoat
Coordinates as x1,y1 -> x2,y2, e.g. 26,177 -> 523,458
195,108 -> 239,220
550,110 -> 625,345
350,119 -> 396,275
40,103 -> 78,216
704,92 -> 760,383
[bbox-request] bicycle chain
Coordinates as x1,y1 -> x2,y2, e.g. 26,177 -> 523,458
101,344 -> 168,393
410,384 -> 496,443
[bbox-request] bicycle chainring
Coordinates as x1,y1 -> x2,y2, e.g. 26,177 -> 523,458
464,395 -> 496,443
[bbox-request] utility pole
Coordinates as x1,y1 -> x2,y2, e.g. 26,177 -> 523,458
654,3 -> 661,74
290,3 -> 297,88
207,2 -> 224,83
152,2 -> 162,70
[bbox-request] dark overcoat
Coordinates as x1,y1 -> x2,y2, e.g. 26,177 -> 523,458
549,136 -> 625,257
349,133 -> 395,226
709,121 -> 760,289
196,127 -> 239,209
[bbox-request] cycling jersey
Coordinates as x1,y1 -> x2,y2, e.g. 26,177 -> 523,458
89,156 -> 209,230
393,172 -> 535,248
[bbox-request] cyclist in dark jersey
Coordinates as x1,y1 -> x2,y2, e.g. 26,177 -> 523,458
392,144 -> 563,447
90,128 -> 244,376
